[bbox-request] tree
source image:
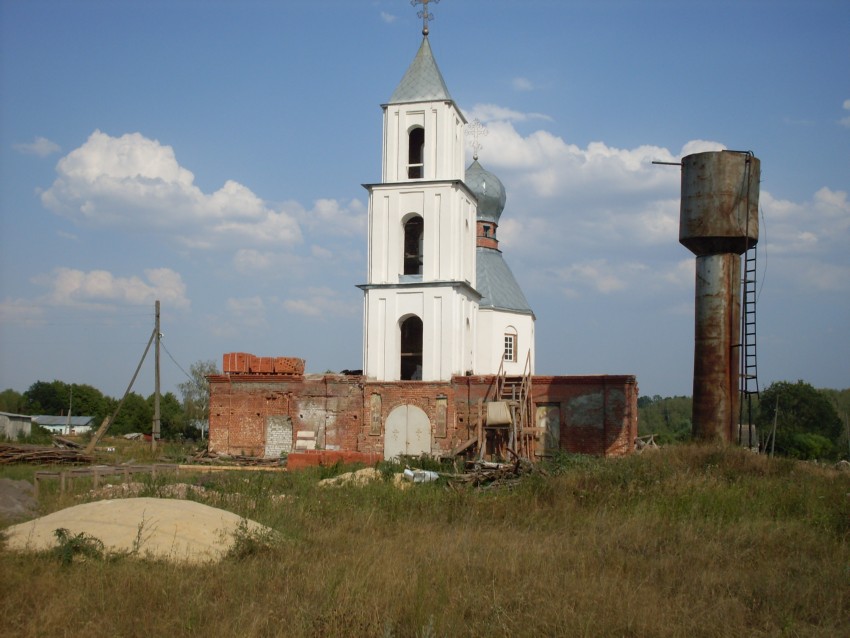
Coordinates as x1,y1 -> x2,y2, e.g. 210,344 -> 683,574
111,392 -> 152,435
178,359 -> 219,438
68,383 -> 110,425
0,388 -> 25,413
757,381 -> 843,460
821,388 -> 850,458
22,380 -> 69,415
20,380 -> 110,424
147,391 -> 188,440
638,395 -> 693,443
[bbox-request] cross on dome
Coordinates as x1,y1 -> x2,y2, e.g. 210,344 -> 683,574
466,118 -> 488,161
411,0 -> 440,36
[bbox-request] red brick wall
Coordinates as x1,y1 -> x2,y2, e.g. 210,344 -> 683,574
208,364 -> 637,459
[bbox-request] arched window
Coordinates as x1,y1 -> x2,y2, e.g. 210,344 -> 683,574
403,216 -> 424,275
400,315 -> 423,380
504,326 -> 518,363
408,127 -> 424,179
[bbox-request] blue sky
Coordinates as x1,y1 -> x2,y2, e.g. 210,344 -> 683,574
1,0 -> 848,402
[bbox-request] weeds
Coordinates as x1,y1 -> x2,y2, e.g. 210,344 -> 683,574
2,445 -> 848,637
225,519 -> 283,561
52,527 -> 104,565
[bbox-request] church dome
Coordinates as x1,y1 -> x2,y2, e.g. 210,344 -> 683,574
465,159 -> 506,224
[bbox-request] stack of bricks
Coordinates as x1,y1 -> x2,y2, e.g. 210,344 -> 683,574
222,353 -> 305,376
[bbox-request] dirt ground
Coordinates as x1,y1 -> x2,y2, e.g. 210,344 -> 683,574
0,478 -> 39,523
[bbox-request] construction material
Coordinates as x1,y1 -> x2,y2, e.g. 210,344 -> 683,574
3,497 -> 273,563
33,464 -> 179,497
0,444 -> 93,466
449,457 -> 535,490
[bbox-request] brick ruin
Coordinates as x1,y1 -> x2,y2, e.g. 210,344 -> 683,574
208,353 -> 638,462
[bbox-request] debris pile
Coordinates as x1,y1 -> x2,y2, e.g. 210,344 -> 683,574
0,444 -> 93,465
189,449 -> 284,467
449,459 -> 536,490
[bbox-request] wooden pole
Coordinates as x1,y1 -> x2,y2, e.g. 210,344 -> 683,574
770,396 -> 778,457
84,325 -> 156,454
152,300 -> 161,452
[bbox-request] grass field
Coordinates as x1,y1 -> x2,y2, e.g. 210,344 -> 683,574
1,444 -> 848,637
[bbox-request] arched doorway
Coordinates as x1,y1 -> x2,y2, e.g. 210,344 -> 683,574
384,404 -> 431,459
400,315 -> 423,380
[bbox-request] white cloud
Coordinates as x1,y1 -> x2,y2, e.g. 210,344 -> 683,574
282,287 -> 359,318
13,136 -> 61,157
759,188 -> 849,256
311,245 -> 333,259
34,267 -> 189,310
551,259 -> 649,295
41,130 -> 302,248
232,248 -> 305,275
661,259 -> 695,288
512,77 -> 534,92
840,99 -> 850,128
0,299 -> 47,326
226,296 -> 267,328
300,198 -> 366,236
380,11 -> 396,24
467,104 -> 553,124
467,105 -> 848,304
233,249 -> 274,272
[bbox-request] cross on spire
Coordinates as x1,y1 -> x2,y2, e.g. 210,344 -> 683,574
411,0 -> 440,36
466,118 -> 488,161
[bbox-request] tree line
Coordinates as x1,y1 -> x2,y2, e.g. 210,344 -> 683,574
640,380 -> 849,461
0,360 -> 219,441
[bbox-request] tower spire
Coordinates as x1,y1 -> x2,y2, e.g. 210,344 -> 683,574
411,0 -> 440,36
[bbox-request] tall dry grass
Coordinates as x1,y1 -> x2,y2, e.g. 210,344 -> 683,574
1,444 -> 847,637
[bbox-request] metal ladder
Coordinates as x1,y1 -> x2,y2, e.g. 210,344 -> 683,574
739,244 -> 759,447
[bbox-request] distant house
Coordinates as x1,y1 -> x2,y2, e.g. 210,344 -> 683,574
32,415 -> 95,436
1,412 -> 32,440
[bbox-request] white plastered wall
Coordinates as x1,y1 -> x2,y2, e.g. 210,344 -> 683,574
475,309 -> 536,375
365,183 -> 477,287
363,287 -> 479,381
382,102 -> 466,183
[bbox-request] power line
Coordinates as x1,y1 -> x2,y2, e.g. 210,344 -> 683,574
160,338 -> 196,386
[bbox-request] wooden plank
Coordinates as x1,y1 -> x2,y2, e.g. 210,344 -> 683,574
451,436 -> 478,456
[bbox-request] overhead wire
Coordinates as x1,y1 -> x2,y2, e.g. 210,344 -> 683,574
160,338 -> 195,385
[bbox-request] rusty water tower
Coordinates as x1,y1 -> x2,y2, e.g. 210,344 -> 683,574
679,150 -> 760,442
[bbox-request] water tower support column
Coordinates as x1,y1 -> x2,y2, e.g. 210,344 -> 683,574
693,253 -> 741,442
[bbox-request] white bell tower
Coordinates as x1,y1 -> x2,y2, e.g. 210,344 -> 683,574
359,28 -> 479,381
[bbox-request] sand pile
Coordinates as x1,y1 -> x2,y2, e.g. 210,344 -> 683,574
3,497 -> 271,563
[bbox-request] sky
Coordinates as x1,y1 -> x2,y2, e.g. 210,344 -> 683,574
1,0 -> 848,403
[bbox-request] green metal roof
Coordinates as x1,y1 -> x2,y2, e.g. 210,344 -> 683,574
389,36 -> 453,103
476,248 -> 534,316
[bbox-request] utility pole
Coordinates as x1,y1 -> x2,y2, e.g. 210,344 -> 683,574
152,300 -> 161,452
770,396 -> 778,457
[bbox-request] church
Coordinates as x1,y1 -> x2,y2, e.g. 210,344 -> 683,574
208,13 -> 637,465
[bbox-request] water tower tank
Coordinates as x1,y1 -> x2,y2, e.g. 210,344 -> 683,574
680,151 -> 760,256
